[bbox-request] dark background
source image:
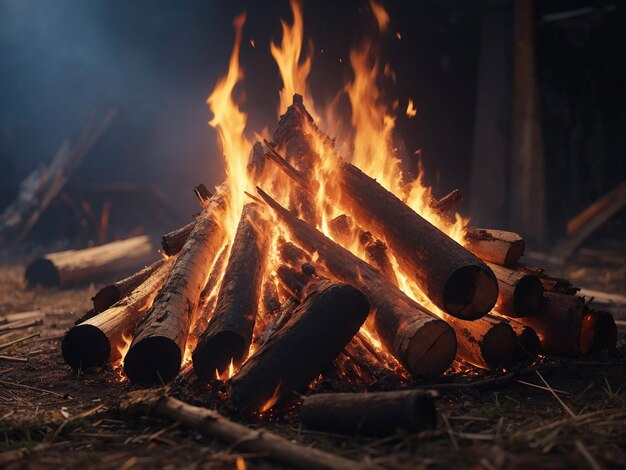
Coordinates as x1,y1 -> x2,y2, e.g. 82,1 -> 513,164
0,0 -> 624,247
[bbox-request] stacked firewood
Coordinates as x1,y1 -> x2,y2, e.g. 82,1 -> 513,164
61,95 -> 617,418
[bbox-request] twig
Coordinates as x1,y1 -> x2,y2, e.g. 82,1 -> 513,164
0,333 -> 40,351
0,379 -> 70,399
517,379 -> 570,395
536,370 -> 576,418
0,355 -> 28,363
575,440 -> 602,470
441,413 -> 459,450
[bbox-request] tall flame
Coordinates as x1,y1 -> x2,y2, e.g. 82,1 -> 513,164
207,13 -> 252,236
270,0 -> 313,116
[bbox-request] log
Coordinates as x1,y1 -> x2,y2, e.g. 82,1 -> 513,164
257,187 -> 457,378
25,235 -> 156,288
338,162 -> 498,319
121,391 -> 365,470
510,292 -> 586,355
230,280 -> 369,414
261,138 -> 497,319
432,189 -> 463,215
161,221 -> 194,256
300,389 -> 437,436
124,193 -> 226,384
579,310 -> 617,354
193,203 -> 269,382
487,262 -> 543,317
441,313 -> 517,370
61,258 -> 173,369
465,228 -> 525,266
92,259 -> 165,313
507,320 -> 541,361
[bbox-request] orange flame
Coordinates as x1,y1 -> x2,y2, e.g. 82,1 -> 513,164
117,332 -> 132,364
369,0 -> 390,32
270,0 -> 314,116
207,12 -> 252,239
259,383 -> 281,413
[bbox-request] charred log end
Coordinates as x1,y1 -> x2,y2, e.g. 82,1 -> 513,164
92,285 -> 121,313
61,324 -> 111,369
505,239 -> 525,266
406,320 -> 456,377
579,311 -> 617,354
517,326 -> 541,359
25,258 -> 59,287
481,323 -> 517,369
443,265 -> 498,320
124,336 -> 182,384
513,275 -> 544,315
192,331 -> 246,383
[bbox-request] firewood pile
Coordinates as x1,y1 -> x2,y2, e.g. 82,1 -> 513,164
60,94 -> 617,426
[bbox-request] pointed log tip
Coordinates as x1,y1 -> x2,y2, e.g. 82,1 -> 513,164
62,324 -> 111,370
124,336 -> 182,385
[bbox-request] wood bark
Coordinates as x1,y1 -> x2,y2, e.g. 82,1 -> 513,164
122,392 -> 365,470
509,292 -> 586,355
439,312 -> 517,370
257,188 -> 457,378
487,262 -> 544,317
300,389 -> 437,436
161,221 -> 194,256
337,162 -> 498,319
25,235 -> 156,288
61,258 -> 173,369
193,203 -> 269,382
92,259 -> 165,313
465,228 -> 525,266
123,193 -> 226,384
230,280 -> 369,414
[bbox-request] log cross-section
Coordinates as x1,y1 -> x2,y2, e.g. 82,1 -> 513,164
123,193 -> 226,384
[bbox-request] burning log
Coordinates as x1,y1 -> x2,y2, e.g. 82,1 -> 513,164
123,193 -> 226,384
509,292 -> 586,355
193,203 -> 270,382
92,259 -> 165,313
487,262 -> 544,317
122,391 -> 364,470
442,313 -> 517,370
337,163 -> 498,319
230,280 -> 369,414
299,389 -> 437,436
465,228 -> 525,266
257,187 -> 457,377
61,258 -> 173,369
506,320 -> 542,361
161,221 -> 194,256
432,188 -> 462,215
25,235 -> 156,288
262,137 -> 497,319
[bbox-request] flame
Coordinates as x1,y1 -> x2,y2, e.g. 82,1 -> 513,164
369,0 -> 390,32
207,12 -> 252,239
236,457 -> 247,470
406,99 -> 417,118
214,357 -> 236,381
117,332 -> 132,364
270,0 -> 314,116
259,383 -> 281,413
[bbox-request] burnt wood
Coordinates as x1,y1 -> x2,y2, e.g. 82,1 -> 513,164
62,259 -> 172,369
193,203 -> 269,382
257,187 -> 457,378
229,280 -> 369,414
123,193 -> 226,384
300,389 -> 437,436
92,259 -> 165,313
487,262 -> 544,317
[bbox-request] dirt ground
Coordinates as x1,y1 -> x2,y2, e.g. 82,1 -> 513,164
0,258 -> 625,469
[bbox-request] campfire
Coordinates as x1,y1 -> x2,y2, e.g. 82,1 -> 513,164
56,0 -> 616,432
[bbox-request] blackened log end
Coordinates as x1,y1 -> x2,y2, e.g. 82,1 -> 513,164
443,265 -> 499,320
62,324 -> 111,370
124,336 -> 182,384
